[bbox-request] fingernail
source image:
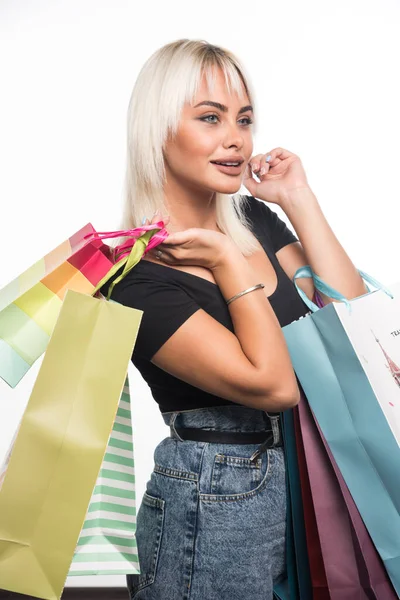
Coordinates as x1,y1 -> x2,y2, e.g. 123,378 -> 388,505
141,216 -> 146,225
266,155 -> 272,162
259,167 -> 266,176
251,163 -> 258,172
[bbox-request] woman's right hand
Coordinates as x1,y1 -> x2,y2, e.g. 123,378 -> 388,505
143,211 -> 239,271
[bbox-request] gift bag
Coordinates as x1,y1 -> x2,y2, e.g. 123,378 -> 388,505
69,376 -> 139,576
292,407 -> 329,600
0,289 -> 142,600
296,391 -> 398,599
0,220 -> 168,388
283,266 -> 400,596
281,409 -> 312,599
0,224 -> 114,387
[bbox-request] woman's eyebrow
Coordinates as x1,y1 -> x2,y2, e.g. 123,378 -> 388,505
194,101 -> 253,115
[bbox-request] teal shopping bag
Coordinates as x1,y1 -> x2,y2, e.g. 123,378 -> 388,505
272,412 -> 303,600
282,266 -> 400,596
273,578 -> 291,600
282,409 -> 312,599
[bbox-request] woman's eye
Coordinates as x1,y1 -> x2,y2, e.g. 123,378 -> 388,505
201,114 -> 219,124
200,115 -> 253,126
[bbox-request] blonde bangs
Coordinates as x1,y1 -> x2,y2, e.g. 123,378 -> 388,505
165,44 -> 256,137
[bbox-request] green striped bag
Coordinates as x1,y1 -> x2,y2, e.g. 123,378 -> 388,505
68,376 -> 140,576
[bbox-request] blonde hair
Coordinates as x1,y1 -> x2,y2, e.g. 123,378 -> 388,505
118,38 -> 259,255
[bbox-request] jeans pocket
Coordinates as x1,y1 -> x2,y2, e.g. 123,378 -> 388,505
127,491 -> 165,597
210,452 -> 265,497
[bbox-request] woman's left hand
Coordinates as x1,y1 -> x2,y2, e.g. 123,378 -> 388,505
242,147 -> 310,206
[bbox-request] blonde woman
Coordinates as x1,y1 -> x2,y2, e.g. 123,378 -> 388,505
102,39 -> 367,600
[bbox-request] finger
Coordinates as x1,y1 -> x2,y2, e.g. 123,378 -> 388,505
250,159 -> 271,179
151,210 -> 161,224
249,154 -> 266,176
262,150 -> 281,169
156,248 -> 173,262
147,243 -> 173,261
271,147 -> 294,159
242,162 -> 254,183
146,211 -> 170,226
157,215 -> 170,225
156,229 -> 189,246
242,164 -> 259,195
268,147 -> 295,167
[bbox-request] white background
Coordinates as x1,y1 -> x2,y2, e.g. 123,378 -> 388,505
0,0 -> 399,589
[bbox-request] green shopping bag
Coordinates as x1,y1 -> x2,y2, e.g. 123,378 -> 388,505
69,376 -> 139,576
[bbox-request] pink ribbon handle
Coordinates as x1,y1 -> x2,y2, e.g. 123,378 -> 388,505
84,221 -> 169,261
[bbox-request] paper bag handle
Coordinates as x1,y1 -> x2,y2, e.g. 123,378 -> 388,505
89,222 -> 168,300
292,265 -> 394,313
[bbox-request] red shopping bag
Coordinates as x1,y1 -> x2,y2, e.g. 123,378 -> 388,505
293,408 -> 329,599
297,392 -> 397,599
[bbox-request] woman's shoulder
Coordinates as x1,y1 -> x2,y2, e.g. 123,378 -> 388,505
240,194 -> 277,235
240,194 -> 298,251
99,258 -> 169,301
241,194 -> 275,219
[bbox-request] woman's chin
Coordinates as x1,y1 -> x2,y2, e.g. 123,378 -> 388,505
211,178 -> 243,195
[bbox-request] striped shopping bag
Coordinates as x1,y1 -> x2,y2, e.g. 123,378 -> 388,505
70,377 -> 139,576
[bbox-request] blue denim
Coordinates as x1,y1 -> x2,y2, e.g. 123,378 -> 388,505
127,405 -> 287,600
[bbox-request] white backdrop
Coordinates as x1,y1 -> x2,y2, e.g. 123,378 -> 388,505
1,0 -> 399,589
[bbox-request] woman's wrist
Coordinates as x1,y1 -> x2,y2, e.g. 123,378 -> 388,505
210,251 -> 262,302
279,186 -> 317,213
210,240 -> 246,272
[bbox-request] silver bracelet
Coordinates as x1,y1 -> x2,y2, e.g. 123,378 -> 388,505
226,283 -> 265,305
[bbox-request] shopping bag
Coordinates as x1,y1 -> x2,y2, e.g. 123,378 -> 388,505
69,376 -> 139,576
281,409 -> 312,599
292,407 -> 329,600
283,266 -> 400,596
0,289 -> 142,600
273,415 -> 296,600
0,220 -> 168,388
0,224 -> 114,387
297,390 -> 398,599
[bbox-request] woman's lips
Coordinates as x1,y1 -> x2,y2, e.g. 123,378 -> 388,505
211,162 -> 243,176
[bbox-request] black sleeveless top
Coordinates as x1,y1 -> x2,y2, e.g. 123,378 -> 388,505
101,195 -> 310,413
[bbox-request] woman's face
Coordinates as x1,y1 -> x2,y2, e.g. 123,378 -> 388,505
163,68 -> 254,196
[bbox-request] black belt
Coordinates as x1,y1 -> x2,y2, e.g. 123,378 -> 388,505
174,427 -> 281,447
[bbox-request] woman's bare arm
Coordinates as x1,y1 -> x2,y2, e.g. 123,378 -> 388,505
151,250 -> 300,412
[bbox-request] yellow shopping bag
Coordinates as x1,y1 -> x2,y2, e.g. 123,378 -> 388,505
0,290 -> 142,600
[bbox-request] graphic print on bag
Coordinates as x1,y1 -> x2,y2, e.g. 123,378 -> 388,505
334,283 -> 400,443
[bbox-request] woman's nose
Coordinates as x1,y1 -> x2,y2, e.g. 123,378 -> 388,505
222,124 -> 244,149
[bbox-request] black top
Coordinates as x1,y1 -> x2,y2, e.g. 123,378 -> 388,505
101,195 -> 310,413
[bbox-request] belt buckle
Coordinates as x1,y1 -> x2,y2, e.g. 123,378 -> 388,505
249,437 -> 270,463
249,415 -> 281,463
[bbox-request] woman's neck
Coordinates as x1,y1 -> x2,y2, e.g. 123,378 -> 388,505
163,177 -> 219,233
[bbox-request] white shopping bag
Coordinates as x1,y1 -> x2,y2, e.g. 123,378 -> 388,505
334,281 -> 400,444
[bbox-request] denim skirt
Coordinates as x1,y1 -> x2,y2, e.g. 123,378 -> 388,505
127,404 -> 287,600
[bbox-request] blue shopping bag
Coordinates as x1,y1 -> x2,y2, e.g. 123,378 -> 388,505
273,410 -> 311,600
282,266 -> 400,596
282,409 -> 312,599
